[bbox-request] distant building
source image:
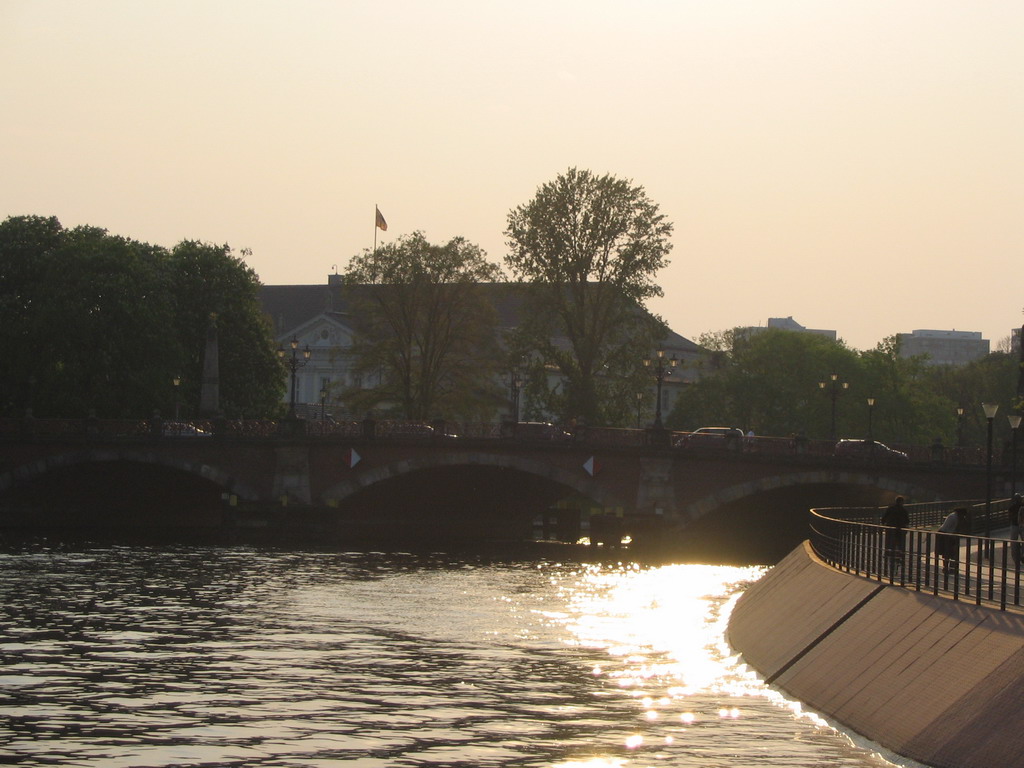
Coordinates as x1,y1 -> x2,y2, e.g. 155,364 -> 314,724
741,316 -> 837,340
897,329 -> 989,366
259,276 -> 702,422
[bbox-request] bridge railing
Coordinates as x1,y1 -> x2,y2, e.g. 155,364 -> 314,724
809,499 -> 1022,611
0,415 -> 999,467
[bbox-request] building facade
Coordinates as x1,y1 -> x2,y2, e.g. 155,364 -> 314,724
742,316 -> 838,340
897,329 -> 989,366
259,275 -> 702,424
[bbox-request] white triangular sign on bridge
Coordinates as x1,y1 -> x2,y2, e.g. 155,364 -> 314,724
345,448 -> 361,468
583,456 -> 599,476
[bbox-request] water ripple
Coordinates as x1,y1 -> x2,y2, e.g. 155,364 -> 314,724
0,545 -> 920,767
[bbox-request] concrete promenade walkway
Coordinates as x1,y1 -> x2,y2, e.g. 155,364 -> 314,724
728,541 -> 1024,768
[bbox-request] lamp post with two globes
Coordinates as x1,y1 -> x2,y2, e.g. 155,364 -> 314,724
278,337 -> 311,419
643,350 -> 677,430
818,373 -> 848,441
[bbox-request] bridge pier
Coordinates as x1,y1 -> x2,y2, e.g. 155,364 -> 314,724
635,457 -> 677,517
272,445 -> 312,505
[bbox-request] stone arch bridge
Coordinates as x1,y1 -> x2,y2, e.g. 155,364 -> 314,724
0,420 -> 1003,555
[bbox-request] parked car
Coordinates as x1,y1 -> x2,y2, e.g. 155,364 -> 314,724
387,422 -> 459,438
674,426 -> 744,448
834,439 -> 909,462
511,422 -> 572,441
162,422 -> 212,438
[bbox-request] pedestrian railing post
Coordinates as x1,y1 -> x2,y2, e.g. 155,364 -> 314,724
1015,554 -> 1021,607
1000,541 -> 1008,611
988,542 -> 996,602
917,532 -> 925,593
875,528 -> 884,582
973,538 -> 983,605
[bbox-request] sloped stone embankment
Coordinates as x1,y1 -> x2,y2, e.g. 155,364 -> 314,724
727,542 -> 1024,768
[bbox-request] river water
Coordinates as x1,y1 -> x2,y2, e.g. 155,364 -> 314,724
0,544 -> 924,768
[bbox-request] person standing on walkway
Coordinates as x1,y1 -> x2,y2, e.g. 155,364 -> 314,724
881,496 -> 909,574
937,507 -> 970,574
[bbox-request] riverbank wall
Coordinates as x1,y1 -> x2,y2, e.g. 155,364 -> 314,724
727,541 -> 1024,768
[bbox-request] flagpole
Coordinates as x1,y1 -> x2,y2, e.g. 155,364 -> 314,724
372,204 -> 378,281
372,204 -> 388,282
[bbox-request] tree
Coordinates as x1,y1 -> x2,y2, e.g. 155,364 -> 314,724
924,351 -> 1019,447
857,336 -> 953,446
0,218 -> 181,417
342,232 -> 505,421
504,168 -> 673,425
670,329 -> 860,438
0,216 -> 283,419
0,215 -> 66,414
669,328 -> 1022,449
42,225 -> 181,418
166,241 -> 284,419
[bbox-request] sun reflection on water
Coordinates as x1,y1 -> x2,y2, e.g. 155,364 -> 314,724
552,759 -> 628,768
0,546 -> 928,768
552,562 -> 764,696
534,560 -> 917,768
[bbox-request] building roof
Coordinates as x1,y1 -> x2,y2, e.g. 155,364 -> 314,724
259,278 -> 701,353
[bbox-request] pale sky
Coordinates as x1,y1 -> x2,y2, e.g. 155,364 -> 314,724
2,1 -> 1021,351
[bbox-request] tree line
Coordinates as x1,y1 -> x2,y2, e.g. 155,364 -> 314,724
1,169 -> 670,425
0,215 -> 283,419
669,327 -> 1022,449
4,168 -> 1019,440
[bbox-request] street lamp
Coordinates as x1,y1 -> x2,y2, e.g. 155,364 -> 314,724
1009,413 -> 1022,497
173,375 -> 182,421
510,370 -> 523,423
278,337 -> 311,419
983,402 -> 999,538
636,392 -> 644,430
818,373 -> 848,441
956,406 -> 965,449
643,350 -> 677,430
867,397 -> 876,458
320,385 -> 328,423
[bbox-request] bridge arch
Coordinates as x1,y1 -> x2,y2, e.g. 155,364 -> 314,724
0,448 -> 260,502
321,450 -> 626,511
678,470 -> 942,526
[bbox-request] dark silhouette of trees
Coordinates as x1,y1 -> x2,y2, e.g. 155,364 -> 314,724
0,215 -> 282,418
670,328 -> 1019,448
505,168 -> 672,426
341,232 -> 505,420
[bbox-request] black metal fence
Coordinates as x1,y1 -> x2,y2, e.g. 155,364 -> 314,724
810,498 -> 1022,610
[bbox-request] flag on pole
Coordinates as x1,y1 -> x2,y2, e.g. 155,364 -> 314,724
375,206 -> 388,232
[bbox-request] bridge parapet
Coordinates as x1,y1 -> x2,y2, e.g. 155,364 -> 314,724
0,415 -> 1008,550
0,417 -> 1004,538
0,418 -> 993,466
